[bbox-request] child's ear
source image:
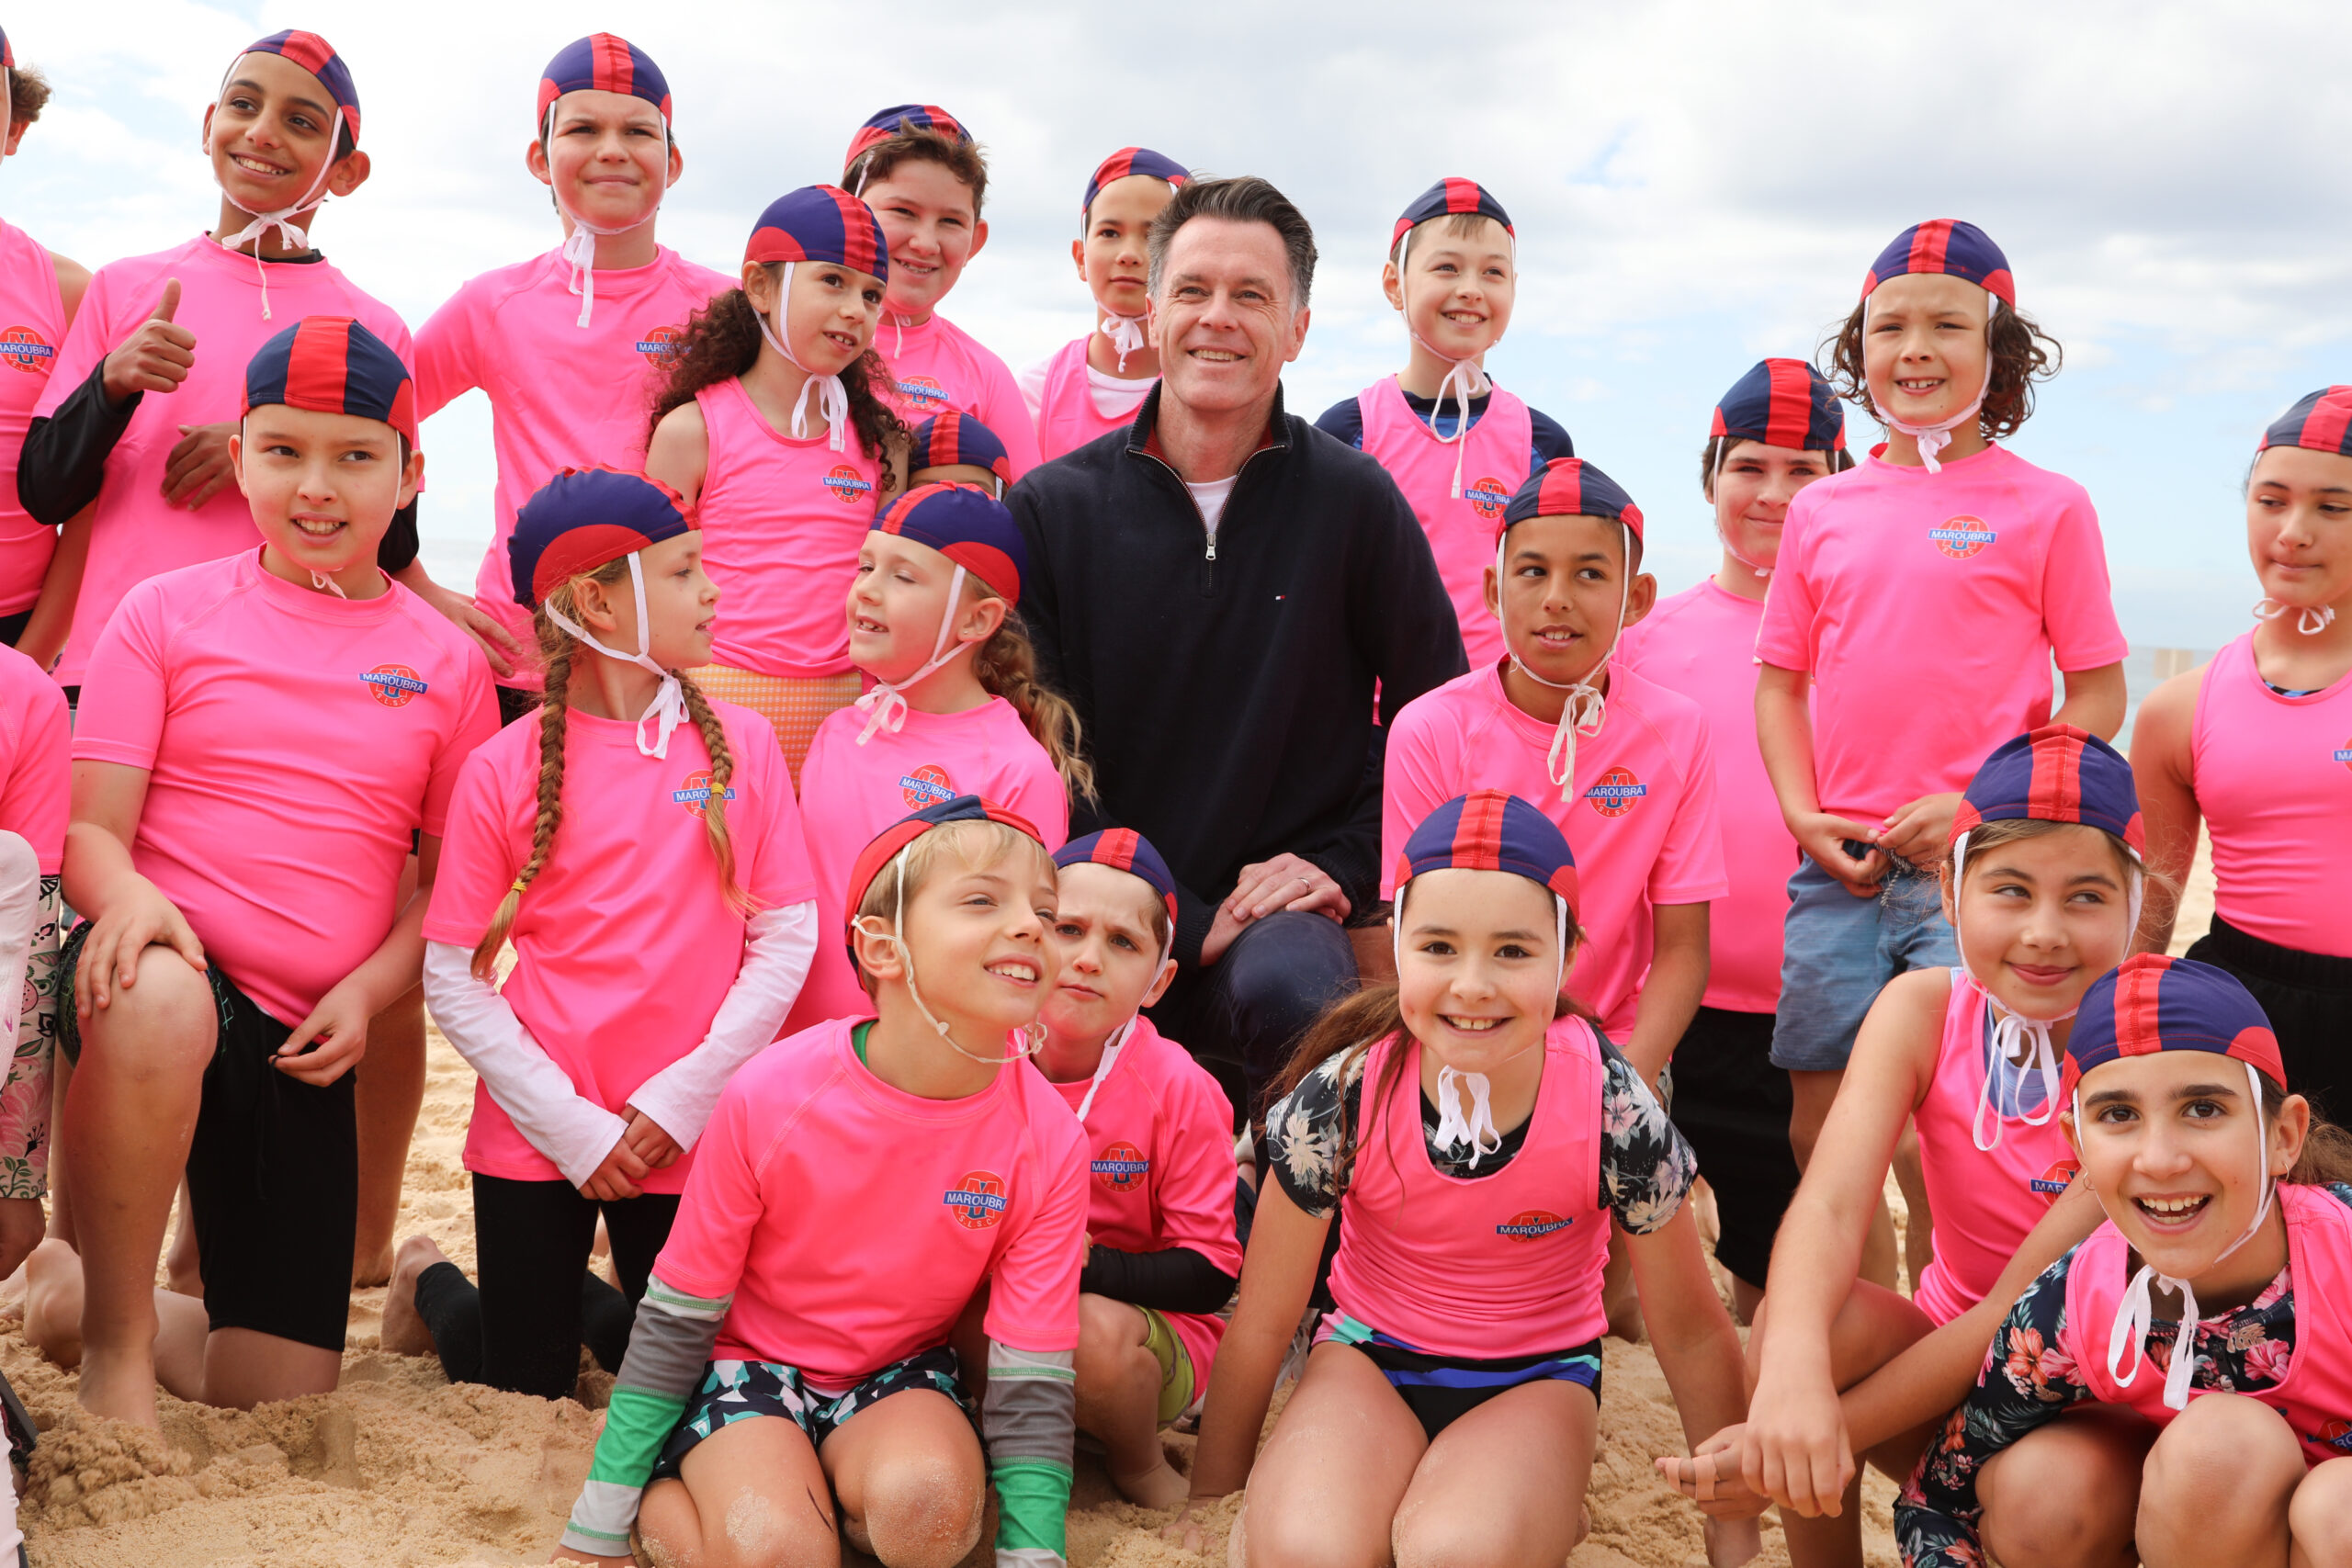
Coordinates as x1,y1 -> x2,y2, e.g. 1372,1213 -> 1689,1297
572,576 -> 622,636
227,429 -> 249,499
1938,862 -> 1958,927
966,217 -> 989,263
1380,260 -> 1405,313
664,140 -> 684,188
399,447 -> 424,511
741,262 -> 775,312
1483,563 -> 1502,622
851,919 -> 906,986
2,122 -> 26,159
327,149 -> 370,199
1623,571 -> 1657,627
959,594 -> 1009,644
1142,955 -> 1179,1010
1143,295 -> 1160,350
524,137 -> 552,186
2274,1092 -> 2312,1178
1069,237 -> 1086,279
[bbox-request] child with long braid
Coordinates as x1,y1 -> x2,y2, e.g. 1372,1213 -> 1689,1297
380,468 -> 820,1403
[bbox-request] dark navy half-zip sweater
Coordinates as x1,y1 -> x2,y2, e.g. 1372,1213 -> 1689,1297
1010,381 -> 1465,968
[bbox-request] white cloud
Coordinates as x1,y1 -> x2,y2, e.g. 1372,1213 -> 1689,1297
12,0 -> 2347,643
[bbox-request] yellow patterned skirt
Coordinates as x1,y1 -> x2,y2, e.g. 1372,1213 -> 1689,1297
682,666 -> 863,786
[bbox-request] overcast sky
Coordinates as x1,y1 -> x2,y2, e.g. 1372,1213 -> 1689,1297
17,0 -> 2352,647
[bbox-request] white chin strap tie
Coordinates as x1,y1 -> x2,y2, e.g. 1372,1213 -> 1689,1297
754,263 -> 851,452
856,851 -> 1045,1066
546,108 -> 667,329
1869,285 -> 1994,474
1953,829 -> 2143,1152
544,552 -> 686,759
1497,522 -> 1630,801
1395,879 -> 1568,1171
309,570 -> 350,599
1102,311 -> 1148,373
1395,223 -> 1503,502
2102,1059 -> 2275,1411
854,564 -> 975,744
215,104 -> 346,321
2255,598 -> 2337,637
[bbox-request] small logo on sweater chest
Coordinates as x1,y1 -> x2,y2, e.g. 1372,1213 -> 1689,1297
1583,768 -> 1646,818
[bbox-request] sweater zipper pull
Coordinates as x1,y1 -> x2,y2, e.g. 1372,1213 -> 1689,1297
1204,533 -> 1217,562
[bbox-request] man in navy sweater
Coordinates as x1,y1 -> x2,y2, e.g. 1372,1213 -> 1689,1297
1011,175 -> 1464,1122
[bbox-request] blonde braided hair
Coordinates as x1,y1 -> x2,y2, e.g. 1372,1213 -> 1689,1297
469,558 -> 755,979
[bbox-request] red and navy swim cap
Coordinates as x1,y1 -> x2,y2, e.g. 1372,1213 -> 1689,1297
1054,829 -> 1179,928
1712,358 -> 1847,455
1502,457 -> 1644,540
236,29 -> 360,143
243,315 -> 414,446
508,466 -> 695,610
745,185 -> 888,283
537,34 -> 673,129
1390,178 -> 1513,254
1861,220 -> 2014,308
844,793 -> 1046,944
2062,954 -> 2285,1102
2257,388 -> 2352,458
1396,790 -> 1579,927
843,103 -> 969,175
1084,147 -> 1188,219
1950,724 -> 2145,858
910,412 -> 1012,484
872,482 -> 1026,602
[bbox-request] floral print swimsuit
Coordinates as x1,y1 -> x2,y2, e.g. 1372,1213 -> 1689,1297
1895,1184 -> 2352,1567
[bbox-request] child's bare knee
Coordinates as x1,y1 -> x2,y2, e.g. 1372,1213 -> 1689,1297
81,949 -> 215,1071
2140,1393 -> 2301,1530
857,1461 -> 981,1568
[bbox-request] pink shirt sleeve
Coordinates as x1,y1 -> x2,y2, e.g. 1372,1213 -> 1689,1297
650,1085 -> 769,1303
731,719 -> 819,908
421,655 -> 499,839
413,281 -> 482,423
2038,486 -> 2130,672
1753,491 -> 1822,672
1648,715 -> 1729,906
982,355 -> 1046,480
1000,747 -> 1070,852
981,1118 -> 1088,1353
32,263 -> 120,421
1152,1065 -> 1242,1277
71,582 -> 171,771
420,745 -> 521,947
1379,696 -> 1457,898
0,661 -> 67,874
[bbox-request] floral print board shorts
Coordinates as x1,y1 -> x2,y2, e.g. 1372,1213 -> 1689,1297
650,1346 -> 967,1481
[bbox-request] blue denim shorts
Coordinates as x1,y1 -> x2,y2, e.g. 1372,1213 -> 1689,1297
1769,856 -> 1958,1072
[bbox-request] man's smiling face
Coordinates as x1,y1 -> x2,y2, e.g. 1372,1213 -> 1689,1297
1148,216 -> 1309,417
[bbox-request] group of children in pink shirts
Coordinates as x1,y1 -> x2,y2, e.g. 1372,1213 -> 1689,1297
0,21 -> 2342,1568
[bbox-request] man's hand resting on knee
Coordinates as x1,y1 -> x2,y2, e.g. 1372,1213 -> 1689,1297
1200,855 -> 1351,966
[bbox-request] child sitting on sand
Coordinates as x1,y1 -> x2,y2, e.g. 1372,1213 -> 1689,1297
555,795 -> 1086,1568
1031,829 -> 1238,1509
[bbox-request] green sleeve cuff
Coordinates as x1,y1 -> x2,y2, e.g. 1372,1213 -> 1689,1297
990,1456 -> 1074,1554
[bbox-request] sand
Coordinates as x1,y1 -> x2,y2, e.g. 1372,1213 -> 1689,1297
3,845 -> 2219,1568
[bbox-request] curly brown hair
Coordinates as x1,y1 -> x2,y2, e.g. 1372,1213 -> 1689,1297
10,66 -> 50,129
645,277 -> 907,479
1820,298 -> 2062,442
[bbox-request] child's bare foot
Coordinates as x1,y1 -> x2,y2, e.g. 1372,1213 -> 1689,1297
1111,1455 -> 1192,1512
74,1344 -> 161,1427
378,1235 -> 448,1358
25,1237 -> 85,1368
